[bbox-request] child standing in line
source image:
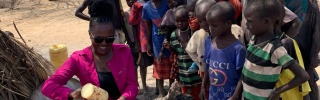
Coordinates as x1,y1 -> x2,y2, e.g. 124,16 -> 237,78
186,0 -> 200,33
199,2 -> 246,100
156,0 -> 185,86
232,0 -> 310,100
275,6 -> 311,100
125,0 -> 140,89
185,1 -> 216,99
128,0 -> 154,95
142,0 -> 170,97
164,6 -> 202,100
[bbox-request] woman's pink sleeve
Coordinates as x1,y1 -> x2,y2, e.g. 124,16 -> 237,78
121,48 -> 139,100
41,54 -> 78,100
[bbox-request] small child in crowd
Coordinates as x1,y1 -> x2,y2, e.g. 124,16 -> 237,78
199,2 -> 246,100
124,0 -> 140,90
232,0 -> 310,100
128,0 -> 154,95
186,0 -> 200,33
156,0 -> 184,86
275,6 -> 311,100
164,5 -> 202,100
185,0 -> 216,99
142,0 -> 170,97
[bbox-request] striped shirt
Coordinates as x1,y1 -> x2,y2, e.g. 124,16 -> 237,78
242,36 -> 295,100
170,31 -> 202,86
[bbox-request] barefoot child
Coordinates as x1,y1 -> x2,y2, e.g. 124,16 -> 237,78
156,0 -> 185,88
164,6 -> 202,100
125,0 -> 140,86
142,0 -> 170,97
199,2 -> 246,100
232,0 -> 310,99
129,0 -> 154,95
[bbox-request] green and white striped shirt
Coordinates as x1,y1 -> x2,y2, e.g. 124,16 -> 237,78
242,36 -> 295,100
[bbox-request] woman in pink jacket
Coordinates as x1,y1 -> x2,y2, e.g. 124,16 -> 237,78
41,0 -> 138,100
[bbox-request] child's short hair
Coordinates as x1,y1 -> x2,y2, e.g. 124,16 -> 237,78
246,0 -> 282,21
207,1 -> 235,22
175,5 -> 189,18
195,0 -> 216,16
186,0 -> 197,8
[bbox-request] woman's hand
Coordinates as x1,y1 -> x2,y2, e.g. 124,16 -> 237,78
118,96 -> 127,100
69,88 -> 83,99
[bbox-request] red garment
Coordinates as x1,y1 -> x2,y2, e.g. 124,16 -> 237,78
217,0 -> 242,20
169,52 -> 179,80
181,84 -> 202,100
129,1 -> 148,52
189,17 -> 200,31
153,58 -> 172,79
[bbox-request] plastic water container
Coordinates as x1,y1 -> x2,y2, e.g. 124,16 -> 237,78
49,44 -> 68,71
81,83 -> 109,100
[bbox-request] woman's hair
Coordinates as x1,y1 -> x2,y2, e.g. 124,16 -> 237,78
88,0 -> 115,29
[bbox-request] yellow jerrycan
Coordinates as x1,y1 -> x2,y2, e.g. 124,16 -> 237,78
49,44 -> 68,71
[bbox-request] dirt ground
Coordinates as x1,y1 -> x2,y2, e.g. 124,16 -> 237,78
0,0 -> 319,99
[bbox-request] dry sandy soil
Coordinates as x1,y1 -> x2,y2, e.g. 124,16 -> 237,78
0,0 -> 319,99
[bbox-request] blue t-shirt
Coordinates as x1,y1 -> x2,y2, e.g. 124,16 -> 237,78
142,0 -> 170,58
204,37 -> 246,100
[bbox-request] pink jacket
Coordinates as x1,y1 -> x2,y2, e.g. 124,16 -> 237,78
41,44 -> 138,100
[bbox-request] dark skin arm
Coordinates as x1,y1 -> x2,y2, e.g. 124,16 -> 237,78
75,0 -> 91,21
199,68 -> 209,100
268,62 -> 310,100
146,20 -> 153,56
228,75 -> 243,100
114,0 -> 130,43
284,18 -> 302,38
132,25 -> 141,52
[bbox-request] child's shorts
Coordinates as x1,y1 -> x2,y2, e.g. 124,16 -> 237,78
152,57 -> 172,79
138,52 -> 153,68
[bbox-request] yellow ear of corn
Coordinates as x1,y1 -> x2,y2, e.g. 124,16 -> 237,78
81,83 -> 109,99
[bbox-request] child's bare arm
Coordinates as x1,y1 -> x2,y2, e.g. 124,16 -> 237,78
284,18 -> 302,38
199,68 -> 209,100
229,75 -> 243,100
146,20 -> 152,44
269,62 -> 309,99
132,25 -> 140,51
75,0 -> 91,21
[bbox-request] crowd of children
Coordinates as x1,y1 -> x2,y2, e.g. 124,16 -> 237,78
75,0 -> 320,99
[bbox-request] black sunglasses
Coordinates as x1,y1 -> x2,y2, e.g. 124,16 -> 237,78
89,31 -> 116,43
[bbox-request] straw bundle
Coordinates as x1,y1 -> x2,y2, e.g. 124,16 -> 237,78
0,29 -> 52,99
